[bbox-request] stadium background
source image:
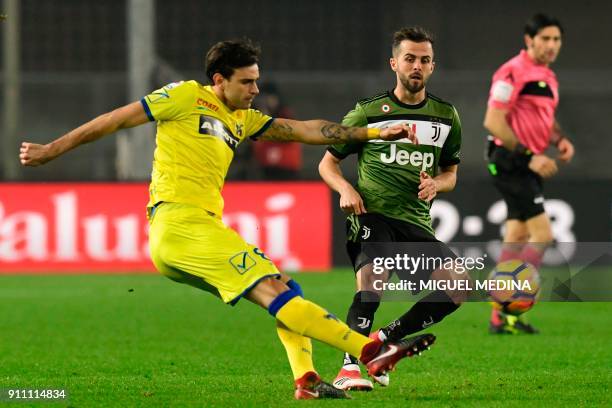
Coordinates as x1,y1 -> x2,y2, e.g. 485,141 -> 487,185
1,2 -> 611,407
1,0 -> 611,271
4,0 -> 612,180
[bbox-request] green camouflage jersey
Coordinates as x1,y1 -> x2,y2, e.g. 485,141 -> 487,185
328,90 -> 461,236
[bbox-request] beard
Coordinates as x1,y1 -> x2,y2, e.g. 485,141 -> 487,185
400,76 -> 426,93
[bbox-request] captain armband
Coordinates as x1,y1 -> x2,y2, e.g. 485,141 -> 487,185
366,128 -> 381,140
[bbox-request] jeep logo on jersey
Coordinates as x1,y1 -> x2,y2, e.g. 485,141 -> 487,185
380,144 -> 434,170
199,115 -> 240,150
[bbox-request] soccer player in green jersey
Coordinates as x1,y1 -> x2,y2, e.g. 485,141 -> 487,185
319,27 -> 465,391
20,38 -> 434,400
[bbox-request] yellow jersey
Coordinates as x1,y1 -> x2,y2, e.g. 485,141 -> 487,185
141,81 -> 273,217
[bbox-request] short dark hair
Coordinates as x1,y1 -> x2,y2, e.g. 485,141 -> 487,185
524,13 -> 564,38
392,27 -> 435,55
205,39 -> 261,82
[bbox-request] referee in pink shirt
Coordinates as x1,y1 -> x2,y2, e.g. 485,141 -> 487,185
484,13 -> 575,334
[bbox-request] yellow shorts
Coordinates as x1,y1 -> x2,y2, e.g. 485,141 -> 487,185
148,202 -> 280,305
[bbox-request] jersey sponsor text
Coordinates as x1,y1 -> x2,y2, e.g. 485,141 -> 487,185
380,144 -> 434,170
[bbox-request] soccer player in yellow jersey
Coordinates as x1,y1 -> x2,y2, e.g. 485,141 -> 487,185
19,39 -> 434,399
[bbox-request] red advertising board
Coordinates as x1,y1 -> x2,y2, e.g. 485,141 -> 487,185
0,183 -> 330,273
223,182 -> 330,272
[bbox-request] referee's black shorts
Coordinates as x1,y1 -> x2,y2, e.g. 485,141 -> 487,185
487,142 -> 545,221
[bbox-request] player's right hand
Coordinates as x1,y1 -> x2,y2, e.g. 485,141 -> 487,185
380,124 -> 418,144
20,142 -> 52,166
529,154 -> 558,178
339,186 -> 366,215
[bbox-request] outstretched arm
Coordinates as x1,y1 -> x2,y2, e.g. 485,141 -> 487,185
259,118 -> 417,145
20,101 -> 149,166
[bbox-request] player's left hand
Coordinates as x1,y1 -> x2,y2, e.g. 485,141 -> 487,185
418,171 -> 438,202
556,138 -> 574,163
20,142 -> 53,166
380,124 -> 418,144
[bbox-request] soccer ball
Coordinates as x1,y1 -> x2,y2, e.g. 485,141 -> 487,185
488,259 -> 540,316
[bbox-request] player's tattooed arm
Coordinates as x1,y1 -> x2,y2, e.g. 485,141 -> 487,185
319,123 -> 361,142
259,118 -> 416,145
259,119 -> 355,143
20,101 -> 149,166
260,119 -> 296,141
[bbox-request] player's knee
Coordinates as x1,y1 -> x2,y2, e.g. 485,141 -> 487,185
442,281 -> 468,305
505,230 -> 529,243
530,230 -> 553,244
424,290 -> 463,314
431,267 -> 469,305
445,288 -> 467,305
357,265 -> 386,293
504,221 -> 530,243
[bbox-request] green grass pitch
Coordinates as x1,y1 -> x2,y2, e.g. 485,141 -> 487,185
1,271 -> 611,407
